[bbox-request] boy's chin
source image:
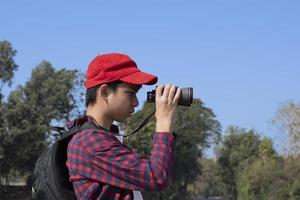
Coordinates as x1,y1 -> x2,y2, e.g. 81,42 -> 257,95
115,116 -> 130,123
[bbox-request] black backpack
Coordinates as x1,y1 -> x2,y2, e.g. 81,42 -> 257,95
31,118 -> 90,200
31,116 -> 120,200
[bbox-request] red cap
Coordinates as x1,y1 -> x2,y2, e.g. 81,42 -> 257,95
85,53 -> 158,89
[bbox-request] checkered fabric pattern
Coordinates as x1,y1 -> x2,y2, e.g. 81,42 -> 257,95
66,117 -> 175,200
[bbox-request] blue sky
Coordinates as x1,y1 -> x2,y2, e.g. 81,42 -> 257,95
1,0 -> 300,154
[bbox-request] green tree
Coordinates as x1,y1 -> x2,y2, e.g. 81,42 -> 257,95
190,158 -> 226,199
216,126 -> 261,200
258,137 -> 277,159
283,156 -> 300,200
0,61 -> 84,185
0,40 -> 18,187
121,99 -> 221,200
237,154 -> 300,200
0,40 -> 18,92
236,137 -> 281,200
289,180 -> 300,199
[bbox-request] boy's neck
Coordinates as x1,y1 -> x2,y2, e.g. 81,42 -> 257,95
86,106 -> 113,130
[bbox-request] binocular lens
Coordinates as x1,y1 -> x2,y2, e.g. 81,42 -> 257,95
147,87 -> 193,107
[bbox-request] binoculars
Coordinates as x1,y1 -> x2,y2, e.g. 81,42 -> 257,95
147,87 -> 193,107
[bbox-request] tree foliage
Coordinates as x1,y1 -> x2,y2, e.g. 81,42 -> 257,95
121,98 -> 221,200
0,40 -> 18,90
216,127 -> 262,200
189,158 -> 226,199
237,148 -> 300,200
215,126 -> 300,200
236,137 -> 281,200
0,40 -> 18,186
0,60 -> 84,184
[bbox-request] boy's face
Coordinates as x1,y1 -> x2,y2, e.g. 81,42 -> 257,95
107,82 -> 141,122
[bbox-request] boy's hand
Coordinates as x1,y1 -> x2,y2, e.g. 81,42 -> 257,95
155,84 -> 181,133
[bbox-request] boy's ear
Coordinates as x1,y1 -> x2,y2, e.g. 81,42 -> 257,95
98,84 -> 110,99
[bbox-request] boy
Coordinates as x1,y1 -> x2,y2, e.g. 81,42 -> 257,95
66,53 -> 180,200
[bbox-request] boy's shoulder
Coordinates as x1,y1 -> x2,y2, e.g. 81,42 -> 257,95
69,125 -> 122,150
67,115 -> 122,149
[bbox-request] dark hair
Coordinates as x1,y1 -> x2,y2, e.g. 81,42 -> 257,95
85,81 -> 122,107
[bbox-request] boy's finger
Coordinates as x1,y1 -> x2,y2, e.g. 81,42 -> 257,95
168,85 -> 177,101
162,84 -> 171,99
156,85 -> 164,98
173,88 -> 181,104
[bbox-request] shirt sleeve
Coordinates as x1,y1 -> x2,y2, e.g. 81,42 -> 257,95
85,130 -> 176,192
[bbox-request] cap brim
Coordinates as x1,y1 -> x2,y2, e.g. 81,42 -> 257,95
119,71 -> 158,85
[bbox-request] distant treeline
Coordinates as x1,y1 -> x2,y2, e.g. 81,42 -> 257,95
1,40 -> 299,200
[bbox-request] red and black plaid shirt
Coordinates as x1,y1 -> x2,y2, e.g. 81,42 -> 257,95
66,116 -> 176,200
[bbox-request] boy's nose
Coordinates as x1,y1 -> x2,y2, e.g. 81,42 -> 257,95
133,96 -> 139,107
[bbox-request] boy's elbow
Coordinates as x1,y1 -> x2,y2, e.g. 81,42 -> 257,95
148,173 -> 169,192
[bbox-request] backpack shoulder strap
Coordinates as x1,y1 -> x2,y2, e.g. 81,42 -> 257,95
55,115 -> 121,142
57,122 -> 92,142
